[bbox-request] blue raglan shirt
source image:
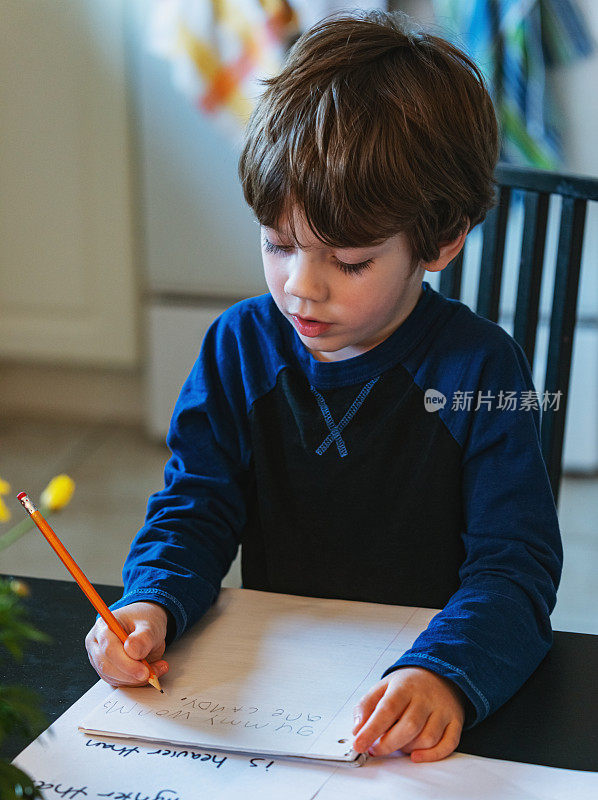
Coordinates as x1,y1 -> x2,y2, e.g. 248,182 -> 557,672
112,281 -> 563,728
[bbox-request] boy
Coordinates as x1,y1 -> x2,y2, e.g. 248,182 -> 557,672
86,11 -> 562,763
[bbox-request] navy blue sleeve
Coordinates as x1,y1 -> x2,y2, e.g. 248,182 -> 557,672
382,336 -> 563,727
110,311 -> 252,640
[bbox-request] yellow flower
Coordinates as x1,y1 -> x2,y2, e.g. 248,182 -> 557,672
40,474 -> 75,512
0,478 -> 11,522
9,579 -> 30,597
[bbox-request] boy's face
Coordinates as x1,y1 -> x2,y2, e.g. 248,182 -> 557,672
261,210 -> 425,362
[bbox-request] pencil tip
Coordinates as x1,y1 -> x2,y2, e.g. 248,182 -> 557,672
147,674 -> 163,693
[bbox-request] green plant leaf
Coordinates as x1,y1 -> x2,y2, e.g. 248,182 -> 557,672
0,685 -> 47,747
0,761 -> 42,799
0,573 -> 49,796
0,580 -> 51,662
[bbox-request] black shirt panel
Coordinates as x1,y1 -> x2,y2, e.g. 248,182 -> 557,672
241,363 -> 464,607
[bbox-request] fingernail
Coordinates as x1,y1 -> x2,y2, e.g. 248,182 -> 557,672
353,715 -> 361,730
136,667 -> 148,681
368,747 -> 376,756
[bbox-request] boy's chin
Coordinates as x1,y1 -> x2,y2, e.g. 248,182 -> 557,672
304,338 -> 366,363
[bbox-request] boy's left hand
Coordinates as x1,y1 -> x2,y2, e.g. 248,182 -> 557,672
352,667 -> 465,762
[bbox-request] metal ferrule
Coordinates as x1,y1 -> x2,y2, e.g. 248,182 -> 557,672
18,494 -> 37,515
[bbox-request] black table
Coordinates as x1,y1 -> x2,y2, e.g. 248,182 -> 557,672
2,575 -> 597,771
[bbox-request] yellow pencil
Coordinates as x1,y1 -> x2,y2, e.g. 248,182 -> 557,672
17,491 -> 163,693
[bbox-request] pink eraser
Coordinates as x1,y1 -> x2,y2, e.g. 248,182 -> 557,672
16,492 -> 27,502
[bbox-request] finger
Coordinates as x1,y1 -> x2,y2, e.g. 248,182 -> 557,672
87,641 -> 137,687
123,620 -> 163,661
85,625 -> 99,655
87,617 -> 168,688
410,719 -> 462,763
88,638 -> 147,685
95,611 -> 167,663
352,683 -> 386,735
352,690 -> 412,754
85,616 -> 111,649
401,713 -> 445,754
94,625 -> 151,684
85,607 -> 169,686
366,704 -> 429,756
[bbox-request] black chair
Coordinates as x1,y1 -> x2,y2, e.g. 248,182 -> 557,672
440,163 -> 598,506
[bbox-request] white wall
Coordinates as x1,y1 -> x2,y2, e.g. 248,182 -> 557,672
0,0 -> 139,367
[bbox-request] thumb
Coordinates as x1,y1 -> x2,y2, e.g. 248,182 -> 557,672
123,621 -> 156,661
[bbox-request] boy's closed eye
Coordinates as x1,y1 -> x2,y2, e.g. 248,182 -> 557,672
261,236 -> 374,275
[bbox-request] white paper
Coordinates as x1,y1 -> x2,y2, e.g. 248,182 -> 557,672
312,751 -> 598,800
80,589 -> 437,762
14,680 -> 598,800
14,681 -> 335,800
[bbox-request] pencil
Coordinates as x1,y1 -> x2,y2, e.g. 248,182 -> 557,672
17,491 -> 163,693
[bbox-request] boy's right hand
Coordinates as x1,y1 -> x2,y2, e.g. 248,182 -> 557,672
85,601 -> 170,688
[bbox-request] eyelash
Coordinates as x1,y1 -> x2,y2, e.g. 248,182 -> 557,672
262,238 -> 373,275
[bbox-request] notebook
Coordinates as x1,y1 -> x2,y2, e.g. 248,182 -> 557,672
80,588 -> 437,765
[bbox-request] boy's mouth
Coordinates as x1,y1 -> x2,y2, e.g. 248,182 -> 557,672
291,314 -> 332,338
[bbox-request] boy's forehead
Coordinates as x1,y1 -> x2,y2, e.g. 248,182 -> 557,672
263,220 -> 391,251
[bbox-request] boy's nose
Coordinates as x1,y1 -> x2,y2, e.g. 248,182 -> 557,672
284,254 -> 329,303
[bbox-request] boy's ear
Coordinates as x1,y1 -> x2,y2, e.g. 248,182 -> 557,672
423,222 -> 469,273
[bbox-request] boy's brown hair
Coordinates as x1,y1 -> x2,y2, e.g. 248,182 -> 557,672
238,10 -> 499,267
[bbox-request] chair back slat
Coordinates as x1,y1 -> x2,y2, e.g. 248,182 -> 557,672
476,186 -> 510,321
513,190 -> 550,369
541,196 -> 587,499
439,248 -> 464,299
495,163 -> 598,200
